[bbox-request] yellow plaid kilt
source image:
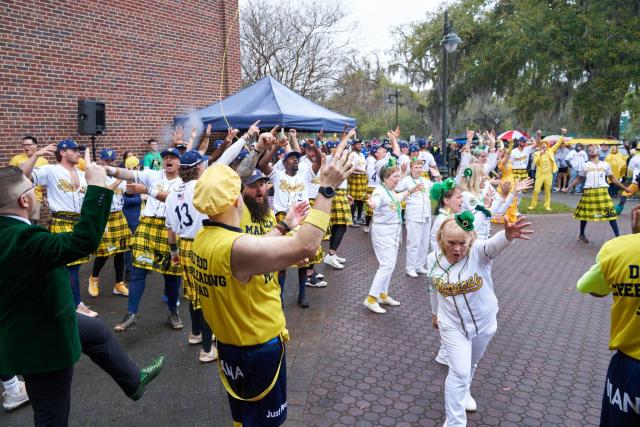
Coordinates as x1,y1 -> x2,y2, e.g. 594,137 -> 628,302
131,217 -> 182,275
179,238 -> 200,309
330,189 -> 353,226
95,211 -> 132,257
275,211 -> 325,267
574,187 -> 618,222
348,173 -> 368,201
363,187 -> 375,217
512,169 -> 529,182
49,212 -> 90,266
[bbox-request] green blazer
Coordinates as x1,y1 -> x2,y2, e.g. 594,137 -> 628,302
0,185 -> 113,375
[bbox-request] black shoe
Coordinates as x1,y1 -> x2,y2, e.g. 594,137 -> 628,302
298,297 -> 310,308
129,355 -> 166,401
578,234 -> 589,244
168,311 -> 184,330
114,313 -> 138,332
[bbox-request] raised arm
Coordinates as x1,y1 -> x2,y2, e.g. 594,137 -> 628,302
197,124 -> 212,156
288,129 -> 300,152
387,127 -> 402,157
20,144 -> 56,180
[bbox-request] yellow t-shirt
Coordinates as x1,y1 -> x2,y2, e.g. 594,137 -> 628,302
577,234 -> 640,360
9,154 -> 49,201
240,205 -> 277,236
191,221 -> 285,346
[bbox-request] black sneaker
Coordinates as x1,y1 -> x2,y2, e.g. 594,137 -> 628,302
298,297 -> 310,308
168,311 -> 184,330
578,234 -> 589,244
129,355 -> 166,401
114,313 -> 138,332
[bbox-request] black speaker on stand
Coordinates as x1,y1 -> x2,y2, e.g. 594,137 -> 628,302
78,100 -> 106,161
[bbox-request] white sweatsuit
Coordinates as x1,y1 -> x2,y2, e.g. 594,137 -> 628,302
396,175 -> 433,272
367,185 -> 404,298
426,231 -> 512,427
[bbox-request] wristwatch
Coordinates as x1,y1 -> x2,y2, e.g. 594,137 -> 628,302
318,186 -> 335,198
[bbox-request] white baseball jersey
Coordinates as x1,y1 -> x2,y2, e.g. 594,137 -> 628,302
366,157 -> 387,188
628,155 -> 640,182
351,151 -> 367,173
397,154 -> 411,171
579,161 -> 612,189
299,157 -> 321,198
566,149 -> 588,170
133,169 -> 183,217
418,150 -> 437,171
509,145 -> 534,169
165,180 -> 206,239
270,166 -> 317,213
395,175 -> 433,222
426,231 -> 512,336
31,164 -> 87,213
106,176 -> 126,212
370,185 -> 403,225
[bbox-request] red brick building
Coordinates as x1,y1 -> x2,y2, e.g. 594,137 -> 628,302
0,0 -> 241,164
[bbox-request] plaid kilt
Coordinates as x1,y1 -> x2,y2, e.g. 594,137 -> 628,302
330,189 -> 352,226
131,216 -> 182,275
348,173 -> 368,201
95,211 -> 132,257
49,212 -> 90,266
512,169 -> 529,182
574,187 -> 618,222
275,211 -> 325,267
364,187 -> 375,217
179,238 -> 201,309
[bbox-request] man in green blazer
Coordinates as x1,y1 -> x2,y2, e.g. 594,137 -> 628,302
0,162 -> 140,426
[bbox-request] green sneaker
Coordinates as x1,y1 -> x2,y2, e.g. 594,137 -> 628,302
130,355 -> 166,401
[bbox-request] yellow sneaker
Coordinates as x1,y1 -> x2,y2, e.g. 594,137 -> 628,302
113,282 -> 129,296
88,276 -> 99,297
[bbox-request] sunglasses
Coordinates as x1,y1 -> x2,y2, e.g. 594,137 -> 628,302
18,183 -> 37,199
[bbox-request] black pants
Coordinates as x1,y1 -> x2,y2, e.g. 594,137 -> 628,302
77,313 -> 140,397
23,366 -> 74,427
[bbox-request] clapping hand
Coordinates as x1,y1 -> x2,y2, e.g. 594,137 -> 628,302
514,178 -> 534,193
34,144 -> 56,158
504,216 -> 534,241
284,200 -> 311,229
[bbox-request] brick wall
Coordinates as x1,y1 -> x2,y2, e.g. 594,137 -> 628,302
0,0 -> 241,164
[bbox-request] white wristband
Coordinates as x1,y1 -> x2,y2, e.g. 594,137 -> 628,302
147,187 -> 159,199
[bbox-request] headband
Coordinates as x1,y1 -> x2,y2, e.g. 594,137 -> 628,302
454,210 -> 475,232
463,167 -> 473,178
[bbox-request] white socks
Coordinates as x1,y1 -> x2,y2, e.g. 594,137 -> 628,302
2,376 -> 20,394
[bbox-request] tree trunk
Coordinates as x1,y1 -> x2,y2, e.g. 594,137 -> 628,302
606,111 -> 621,139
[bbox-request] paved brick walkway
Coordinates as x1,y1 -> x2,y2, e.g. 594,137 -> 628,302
2,195 -> 637,426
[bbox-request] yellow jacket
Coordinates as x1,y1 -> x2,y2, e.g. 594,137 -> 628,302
604,152 -> 628,181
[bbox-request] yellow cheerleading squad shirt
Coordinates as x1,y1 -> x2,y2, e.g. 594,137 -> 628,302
240,205 -> 276,236
578,234 -> 640,360
191,221 -> 285,347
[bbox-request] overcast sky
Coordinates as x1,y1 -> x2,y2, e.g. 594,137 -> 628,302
239,0 -> 448,62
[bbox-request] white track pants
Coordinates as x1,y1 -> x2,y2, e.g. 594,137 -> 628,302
405,218 -> 431,271
439,321 -> 497,427
368,223 -> 402,297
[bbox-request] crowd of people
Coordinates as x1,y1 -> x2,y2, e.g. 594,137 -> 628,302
0,123 -> 639,426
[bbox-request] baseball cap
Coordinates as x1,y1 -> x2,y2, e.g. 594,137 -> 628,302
57,139 -> 79,151
284,151 -> 301,161
400,142 -> 409,149
518,136 -> 527,142
99,148 -> 116,160
125,156 -> 140,170
276,147 -> 285,155
351,139 -> 362,145
193,164 -> 241,217
246,169 -> 269,185
175,143 -> 188,150
213,139 -> 224,150
161,147 -> 181,158
418,140 -> 427,148
370,145 -> 381,155
409,145 -> 419,153
179,150 -> 204,168
236,148 -> 249,161
326,141 -> 337,150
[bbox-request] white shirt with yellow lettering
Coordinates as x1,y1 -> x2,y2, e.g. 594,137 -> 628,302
133,169 -> 182,218
426,231 -> 511,337
270,166 -> 317,213
31,164 -> 87,213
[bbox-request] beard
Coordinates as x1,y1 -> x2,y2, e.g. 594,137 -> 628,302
244,194 -> 271,223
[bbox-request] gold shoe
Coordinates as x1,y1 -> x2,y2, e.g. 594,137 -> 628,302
113,282 -> 129,296
88,276 -> 99,297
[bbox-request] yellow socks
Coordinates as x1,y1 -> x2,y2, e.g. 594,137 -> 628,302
380,293 -> 388,300
366,295 -> 377,305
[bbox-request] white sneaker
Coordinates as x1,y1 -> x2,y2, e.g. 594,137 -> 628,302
363,226 -> 369,233
435,347 -> 448,365
2,381 -> 29,411
378,296 -> 400,306
76,302 -> 98,317
188,332 -> 202,345
199,347 -> 218,363
306,278 -> 327,288
465,393 -> 477,412
406,269 -> 418,278
416,266 -> 429,274
334,255 -> 346,263
323,254 -> 344,269
363,299 -> 386,313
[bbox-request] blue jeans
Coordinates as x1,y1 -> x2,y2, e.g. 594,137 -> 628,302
127,266 -> 181,314
66,265 -> 82,306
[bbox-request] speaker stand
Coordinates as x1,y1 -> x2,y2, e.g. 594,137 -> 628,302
91,135 -> 97,161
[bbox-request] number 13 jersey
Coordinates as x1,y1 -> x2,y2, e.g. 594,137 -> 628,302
165,180 -> 207,239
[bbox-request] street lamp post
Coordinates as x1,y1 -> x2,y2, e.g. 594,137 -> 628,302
387,87 -> 400,129
441,10 -> 462,171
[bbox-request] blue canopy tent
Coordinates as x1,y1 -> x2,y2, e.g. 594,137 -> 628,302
173,76 -> 356,132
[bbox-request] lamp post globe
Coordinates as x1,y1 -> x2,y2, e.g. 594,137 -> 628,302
442,32 -> 462,53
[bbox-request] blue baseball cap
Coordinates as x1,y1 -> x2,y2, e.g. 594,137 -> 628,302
418,139 -> 427,148
284,151 -> 301,161
409,145 -> 419,153
99,148 -> 116,160
518,136 -> 527,142
370,145 -> 381,155
246,169 -> 269,185
161,147 -> 181,158
326,141 -> 338,150
400,142 -> 409,149
236,148 -> 249,161
276,147 -> 285,155
179,150 -> 204,168
213,139 -> 224,149
57,139 -> 79,151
